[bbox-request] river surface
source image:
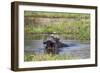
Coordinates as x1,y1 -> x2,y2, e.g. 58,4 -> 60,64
24,40 -> 90,59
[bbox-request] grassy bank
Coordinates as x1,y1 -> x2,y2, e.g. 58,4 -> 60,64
24,11 -> 90,41
24,53 -> 79,61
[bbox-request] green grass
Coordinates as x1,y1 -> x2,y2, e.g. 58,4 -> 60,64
24,11 -> 90,41
24,11 -> 90,18
24,53 -> 79,61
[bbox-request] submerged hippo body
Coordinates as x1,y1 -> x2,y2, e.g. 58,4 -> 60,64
43,33 -> 71,54
43,40 -> 69,54
56,41 -> 69,48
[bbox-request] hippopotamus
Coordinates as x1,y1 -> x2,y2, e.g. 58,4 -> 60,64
43,34 -> 69,54
43,40 -> 56,54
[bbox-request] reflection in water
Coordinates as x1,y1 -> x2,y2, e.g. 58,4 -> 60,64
24,40 -> 90,59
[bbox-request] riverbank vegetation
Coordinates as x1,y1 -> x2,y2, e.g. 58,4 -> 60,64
24,11 -> 90,41
24,53 -> 78,61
